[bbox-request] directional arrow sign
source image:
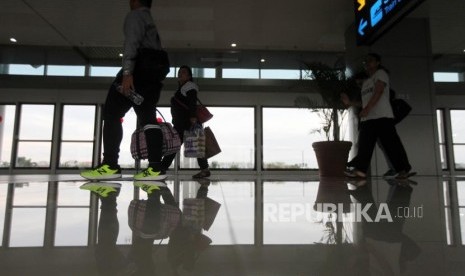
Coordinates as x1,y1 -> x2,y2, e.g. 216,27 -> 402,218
354,0 -> 425,45
358,18 -> 368,36
357,0 -> 366,11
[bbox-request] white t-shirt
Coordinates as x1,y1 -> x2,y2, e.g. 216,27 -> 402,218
180,81 -> 199,96
360,69 -> 393,121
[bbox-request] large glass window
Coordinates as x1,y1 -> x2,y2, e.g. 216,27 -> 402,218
55,208 -> 89,246
89,66 -> 120,77
450,110 -> 465,169
437,109 -> 448,170
443,181 -> 453,245
59,105 -> 96,168
192,68 -> 215,78
4,64 -> 45,75
10,208 -> 46,247
0,184 -> 7,246
9,182 -> 47,247
433,72 -> 460,82
0,105 -> 16,168
261,69 -> 300,80
180,107 -> 255,169
456,181 -> 465,245
46,65 -> 85,77
16,104 -> 55,168
263,108 -> 325,169
54,181 -> 101,246
223,69 -> 259,79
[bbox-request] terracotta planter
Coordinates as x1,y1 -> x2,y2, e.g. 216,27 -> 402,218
312,141 -> 352,177
313,178 -> 352,213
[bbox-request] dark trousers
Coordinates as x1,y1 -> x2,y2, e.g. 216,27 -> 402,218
354,118 -> 410,173
103,50 -> 163,170
160,122 -> 209,171
95,196 -> 126,275
128,187 -> 177,274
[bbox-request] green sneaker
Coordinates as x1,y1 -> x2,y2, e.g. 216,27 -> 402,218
80,164 -> 122,180
134,181 -> 166,195
80,182 -> 121,198
133,167 -> 167,180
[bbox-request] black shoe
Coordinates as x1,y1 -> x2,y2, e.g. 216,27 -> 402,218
193,169 -> 211,179
383,169 -> 397,178
344,168 -> 367,178
195,178 -> 211,186
395,170 -> 409,180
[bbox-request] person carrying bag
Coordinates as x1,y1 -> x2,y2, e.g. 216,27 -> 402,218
160,65 -> 212,179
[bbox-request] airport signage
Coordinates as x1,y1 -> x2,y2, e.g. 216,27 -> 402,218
354,0 -> 425,45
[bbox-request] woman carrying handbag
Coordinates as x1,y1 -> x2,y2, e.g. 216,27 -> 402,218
160,65 -> 211,178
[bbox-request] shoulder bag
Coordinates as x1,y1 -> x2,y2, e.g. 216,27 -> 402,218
174,97 -> 213,123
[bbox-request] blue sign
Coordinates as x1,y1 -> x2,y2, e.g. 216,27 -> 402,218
354,0 -> 425,45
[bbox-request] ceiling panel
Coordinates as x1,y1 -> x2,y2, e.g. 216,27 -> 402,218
0,0 -> 464,69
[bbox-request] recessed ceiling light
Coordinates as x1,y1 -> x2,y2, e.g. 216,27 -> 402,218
119,53 -> 123,57
10,37 -> 17,43
231,43 -> 237,47
260,59 -> 266,63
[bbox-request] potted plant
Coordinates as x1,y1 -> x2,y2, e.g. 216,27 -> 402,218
295,62 -> 360,177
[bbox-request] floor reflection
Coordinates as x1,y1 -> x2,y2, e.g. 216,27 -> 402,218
0,176 -> 463,275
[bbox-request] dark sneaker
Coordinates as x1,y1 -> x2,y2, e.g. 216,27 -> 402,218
344,169 -> 357,177
192,169 -> 211,179
395,170 -> 417,180
134,167 -> 167,180
195,178 -> 211,186
383,169 -> 397,178
346,179 -> 367,189
386,178 -> 418,187
80,182 -> 121,198
395,170 -> 409,179
344,169 -> 366,178
80,164 -> 121,180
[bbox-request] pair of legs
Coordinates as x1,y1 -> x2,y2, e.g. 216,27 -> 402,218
127,189 -> 162,274
160,121 -> 209,178
349,118 -> 411,176
94,186 -> 128,274
81,49 -> 167,180
377,137 -> 397,176
102,75 -> 163,171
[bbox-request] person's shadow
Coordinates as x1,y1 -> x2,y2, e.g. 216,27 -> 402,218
80,182 -> 128,275
127,182 -> 181,275
349,178 -> 421,275
168,179 -> 221,274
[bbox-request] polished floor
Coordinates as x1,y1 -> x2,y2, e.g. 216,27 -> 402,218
0,174 -> 464,276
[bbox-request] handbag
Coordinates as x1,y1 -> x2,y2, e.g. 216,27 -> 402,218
391,98 -> 412,124
203,197 -> 221,231
204,126 -> 221,159
183,124 -> 206,158
182,198 -> 205,231
174,97 -> 213,123
130,109 -> 181,159
128,199 -> 181,239
196,100 -> 213,123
